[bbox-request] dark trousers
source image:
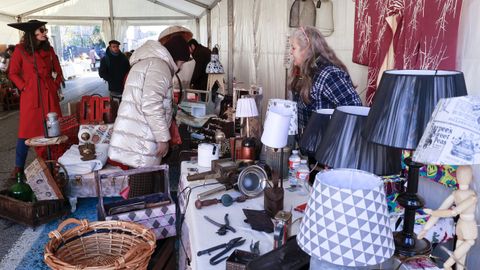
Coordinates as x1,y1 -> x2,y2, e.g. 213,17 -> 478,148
15,138 -> 29,169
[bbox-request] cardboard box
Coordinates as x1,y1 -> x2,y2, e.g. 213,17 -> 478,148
25,158 -> 64,201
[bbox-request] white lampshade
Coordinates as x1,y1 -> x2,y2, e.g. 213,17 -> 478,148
235,97 -> 259,118
297,169 -> 395,267
261,107 -> 291,149
414,96 -> 480,165
266,99 -> 298,135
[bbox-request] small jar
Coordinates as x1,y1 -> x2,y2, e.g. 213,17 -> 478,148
46,112 -> 61,137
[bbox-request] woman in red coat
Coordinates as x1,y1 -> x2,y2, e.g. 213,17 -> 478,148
8,21 -> 63,174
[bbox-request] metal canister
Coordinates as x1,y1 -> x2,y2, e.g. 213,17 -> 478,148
273,210 -> 292,249
46,112 -> 61,137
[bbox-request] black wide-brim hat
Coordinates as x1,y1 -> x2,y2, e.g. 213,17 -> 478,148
8,19 -> 47,33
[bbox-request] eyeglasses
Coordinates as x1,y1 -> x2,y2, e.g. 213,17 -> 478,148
37,28 -> 48,34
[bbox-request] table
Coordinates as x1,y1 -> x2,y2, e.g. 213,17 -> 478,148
25,135 -> 68,147
178,161 -> 308,270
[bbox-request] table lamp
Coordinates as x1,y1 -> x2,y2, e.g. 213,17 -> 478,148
413,95 -> 480,270
297,169 -> 395,268
233,97 -> 259,160
316,106 -> 401,176
264,99 -> 298,177
363,70 -> 467,256
266,99 -> 298,136
261,106 -> 291,217
206,45 -> 224,74
235,97 -> 259,138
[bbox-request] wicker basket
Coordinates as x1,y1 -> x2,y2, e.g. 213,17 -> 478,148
44,218 -> 156,270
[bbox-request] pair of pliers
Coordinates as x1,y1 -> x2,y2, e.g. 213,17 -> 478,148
204,214 -> 236,235
197,237 -> 246,265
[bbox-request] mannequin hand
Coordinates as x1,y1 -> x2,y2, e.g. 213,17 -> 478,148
417,230 -> 427,240
423,208 -> 433,215
156,142 -> 169,158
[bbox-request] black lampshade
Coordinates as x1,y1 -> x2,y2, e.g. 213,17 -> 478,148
299,109 -> 333,157
315,106 -> 402,175
364,70 -> 467,150
8,20 -> 47,33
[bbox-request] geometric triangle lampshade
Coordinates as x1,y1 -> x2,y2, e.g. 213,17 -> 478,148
297,169 -> 395,267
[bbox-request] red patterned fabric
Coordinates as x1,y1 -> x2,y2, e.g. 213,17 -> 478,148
353,0 -> 463,105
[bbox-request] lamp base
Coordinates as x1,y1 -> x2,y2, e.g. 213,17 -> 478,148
394,231 -> 431,257
264,186 -> 284,218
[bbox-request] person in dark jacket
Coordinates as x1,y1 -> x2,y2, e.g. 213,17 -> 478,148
99,40 -> 130,99
187,39 -> 211,90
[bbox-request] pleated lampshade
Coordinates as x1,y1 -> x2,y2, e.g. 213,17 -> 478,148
315,106 -> 401,176
363,70 -> 467,150
235,97 -> 258,118
299,109 -> 334,157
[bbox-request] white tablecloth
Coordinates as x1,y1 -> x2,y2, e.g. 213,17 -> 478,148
178,161 -> 308,270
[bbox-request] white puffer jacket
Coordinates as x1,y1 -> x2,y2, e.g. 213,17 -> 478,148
108,40 -> 177,168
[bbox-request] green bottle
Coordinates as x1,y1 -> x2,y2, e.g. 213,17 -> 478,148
9,172 -> 33,202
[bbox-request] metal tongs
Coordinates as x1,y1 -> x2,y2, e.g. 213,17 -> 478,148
197,237 -> 246,265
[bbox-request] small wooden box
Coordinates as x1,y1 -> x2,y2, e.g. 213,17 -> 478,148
25,158 -> 64,201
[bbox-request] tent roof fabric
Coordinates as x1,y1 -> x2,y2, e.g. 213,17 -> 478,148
0,0 -> 220,21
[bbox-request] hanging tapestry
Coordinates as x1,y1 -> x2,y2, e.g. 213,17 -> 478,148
353,0 -> 463,105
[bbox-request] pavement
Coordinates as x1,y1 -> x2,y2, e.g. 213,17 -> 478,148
0,70 -> 108,266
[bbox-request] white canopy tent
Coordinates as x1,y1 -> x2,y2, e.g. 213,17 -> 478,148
0,0 -> 372,109
1,1 -> 480,269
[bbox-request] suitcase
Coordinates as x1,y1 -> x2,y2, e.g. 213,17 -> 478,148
66,165 -> 128,199
96,165 -> 176,240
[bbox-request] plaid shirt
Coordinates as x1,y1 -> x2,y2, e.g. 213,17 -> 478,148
295,64 -> 362,130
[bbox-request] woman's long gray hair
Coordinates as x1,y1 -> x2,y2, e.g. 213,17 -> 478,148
289,26 -> 349,103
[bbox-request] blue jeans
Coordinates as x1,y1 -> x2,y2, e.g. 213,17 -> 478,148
15,138 -> 29,168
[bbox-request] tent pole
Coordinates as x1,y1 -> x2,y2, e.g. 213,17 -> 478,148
108,0 -> 114,40
227,0 -> 234,95
207,9 -> 212,48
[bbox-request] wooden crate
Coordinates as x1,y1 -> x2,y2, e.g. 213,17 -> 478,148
0,190 -> 68,227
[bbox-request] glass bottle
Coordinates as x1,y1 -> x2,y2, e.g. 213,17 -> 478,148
295,159 -> 311,195
9,172 -> 33,202
288,150 -> 301,187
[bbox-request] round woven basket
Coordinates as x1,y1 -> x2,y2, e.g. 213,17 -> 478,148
44,218 -> 156,270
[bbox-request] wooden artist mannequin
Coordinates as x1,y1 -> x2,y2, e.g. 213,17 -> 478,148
417,165 -> 478,270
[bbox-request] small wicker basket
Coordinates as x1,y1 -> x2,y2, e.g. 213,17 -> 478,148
44,218 -> 156,270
